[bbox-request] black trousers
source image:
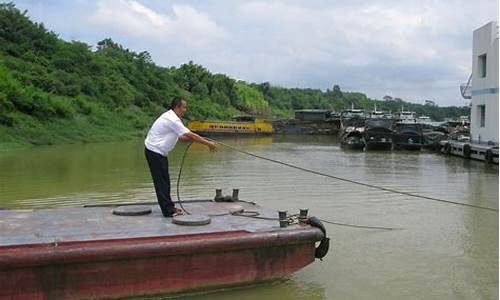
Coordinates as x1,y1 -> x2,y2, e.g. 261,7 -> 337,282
144,147 -> 175,216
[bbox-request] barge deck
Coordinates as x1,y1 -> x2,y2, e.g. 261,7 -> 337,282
0,200 -> 325,299
439,140 -> 499,163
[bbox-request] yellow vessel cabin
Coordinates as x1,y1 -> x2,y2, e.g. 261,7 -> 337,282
188,116 -> 273,135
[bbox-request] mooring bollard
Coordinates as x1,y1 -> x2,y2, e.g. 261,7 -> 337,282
299,209 -> 308,223
279,210 -> 288,228
232,189 -> 239,201
214,189 -> 223,201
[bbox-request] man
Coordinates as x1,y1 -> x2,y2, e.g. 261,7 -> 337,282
144,97 -> 218,217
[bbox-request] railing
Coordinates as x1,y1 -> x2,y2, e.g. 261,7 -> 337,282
460,74 -> 472,99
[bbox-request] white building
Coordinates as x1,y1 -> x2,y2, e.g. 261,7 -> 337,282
466,22 -> 499,145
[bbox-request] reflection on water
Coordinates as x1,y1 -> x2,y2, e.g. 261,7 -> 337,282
168,277 -> 326,300
0,136 -> 497,299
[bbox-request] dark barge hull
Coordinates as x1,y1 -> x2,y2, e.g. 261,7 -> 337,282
393,143 -> 422,150
363,119 -> 394,151
341,142 -> 365,150
0,202 -> 323,299
364,141 -> 393,150
393,131 -> 423,151
340,134 -> 365,150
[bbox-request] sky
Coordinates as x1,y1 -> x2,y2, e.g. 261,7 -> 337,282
7,0 -> 499,106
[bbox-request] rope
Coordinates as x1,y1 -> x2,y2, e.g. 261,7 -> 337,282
175,142 -> 260,218
174,137 -> 495,232
231,211 -> 399,230
318,218 -> 399,230
176,141 -> 193,215
205,138 -> 498,213
175,141 -> 399,230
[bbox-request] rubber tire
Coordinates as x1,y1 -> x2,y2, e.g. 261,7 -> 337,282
486,149 -> 494,164
444,143 -> 451,155
463,144 -> 471,159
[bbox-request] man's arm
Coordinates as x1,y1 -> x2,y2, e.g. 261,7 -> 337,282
182,132 -> 218,151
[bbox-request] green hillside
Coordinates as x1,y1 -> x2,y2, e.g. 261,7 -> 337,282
0,3 -> 468,149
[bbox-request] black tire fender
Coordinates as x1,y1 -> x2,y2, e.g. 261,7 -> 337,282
463,144 -> 471,158
306,216 -> 330,260
444,143 -> 451,155
486,149 -> 494,164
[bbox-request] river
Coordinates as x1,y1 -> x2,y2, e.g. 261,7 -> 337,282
0,136 -> 498,299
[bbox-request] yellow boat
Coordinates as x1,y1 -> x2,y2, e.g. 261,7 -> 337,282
188,116 -> 273,135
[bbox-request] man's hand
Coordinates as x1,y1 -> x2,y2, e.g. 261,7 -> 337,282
182,132 -> 219,152
207,141 -> 219,152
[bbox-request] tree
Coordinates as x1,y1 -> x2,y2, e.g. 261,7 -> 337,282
425,100 -> 437,106
332,84 -> 343,99
0,3 -> 473,146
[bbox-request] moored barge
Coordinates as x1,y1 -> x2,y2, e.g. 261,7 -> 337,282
0,199 -> 327,299
363,118 -> 394,150
340,116 -> 365,150
188,116 -> 273,135
393,122 -> 423,150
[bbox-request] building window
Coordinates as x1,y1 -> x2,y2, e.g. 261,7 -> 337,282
478,54 -> 487,78
478,105 -> 486,127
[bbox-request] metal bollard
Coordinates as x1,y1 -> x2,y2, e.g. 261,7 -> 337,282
299,209 -> 308,223
278,210 -> 288,228
214,189 -> 223,201
232,189 -> 239,201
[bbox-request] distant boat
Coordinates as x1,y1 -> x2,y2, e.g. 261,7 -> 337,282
393,107 -> 417,123
415,117 -> 446,150
363,118 -> 393,150
188,116 -> 273,135
422,131 -> 446,150
340,106 -> 365,150
416,115 -> 432,124
340,117 -> 365,150
367,105 -> 390,119
340,108 -> 365,119
368,110 -> 385,119
393,123 -> 423,150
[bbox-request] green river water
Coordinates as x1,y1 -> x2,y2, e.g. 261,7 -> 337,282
0,136 -> 498,299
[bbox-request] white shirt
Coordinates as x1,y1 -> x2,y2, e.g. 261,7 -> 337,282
144,110 -> 190,156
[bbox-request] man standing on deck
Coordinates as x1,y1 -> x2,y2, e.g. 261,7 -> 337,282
144,97 -> 218,217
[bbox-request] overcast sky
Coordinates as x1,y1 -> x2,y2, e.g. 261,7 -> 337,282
8,0 -> 499,106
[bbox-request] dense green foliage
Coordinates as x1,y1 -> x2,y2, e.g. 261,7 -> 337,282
253,83 -> 468,121
0,3 -> 468,148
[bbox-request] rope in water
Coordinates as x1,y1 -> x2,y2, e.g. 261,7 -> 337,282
318,218 -> 398,230
174,137 -> 496,231
175,141 -> 397,230
204,138 -> 498,213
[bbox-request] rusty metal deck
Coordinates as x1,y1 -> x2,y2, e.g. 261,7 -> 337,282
0,201 -> 298,247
